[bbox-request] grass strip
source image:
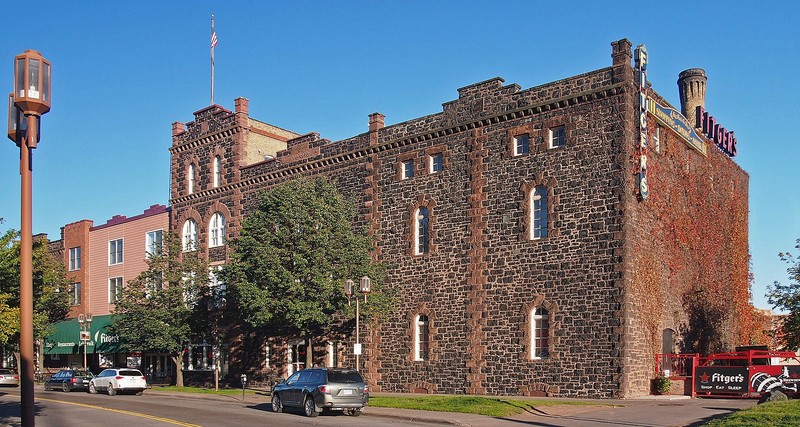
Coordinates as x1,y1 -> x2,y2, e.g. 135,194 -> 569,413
702,400 -> 800,427
369,395 -> 599,418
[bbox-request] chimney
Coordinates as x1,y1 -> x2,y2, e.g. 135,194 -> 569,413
235,97 -> 249,115
611,39 -> 632,66
369,112 -> 385,147
172,121 -> 185,137
677,68 -> 706,120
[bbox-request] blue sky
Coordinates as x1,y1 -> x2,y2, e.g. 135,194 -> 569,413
1,1 -> 797,311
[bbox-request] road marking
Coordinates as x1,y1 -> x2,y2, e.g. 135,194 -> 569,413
34,396 -> 202,427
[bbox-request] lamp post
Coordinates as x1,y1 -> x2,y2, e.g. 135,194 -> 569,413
344,276 -> 371,371
77,313 -> 93,372
8,49 -> 51,427
207,297 -> 225,391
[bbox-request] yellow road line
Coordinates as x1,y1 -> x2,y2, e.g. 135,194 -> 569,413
34,396 -> 202,427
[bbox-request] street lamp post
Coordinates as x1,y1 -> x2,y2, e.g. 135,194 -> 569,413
344,276 -> 371,372
77,313 -> 93,372
207,297 -> 225,391
8,49 -> 51,427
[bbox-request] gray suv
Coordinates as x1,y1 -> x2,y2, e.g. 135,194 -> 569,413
271,368 -> 369,417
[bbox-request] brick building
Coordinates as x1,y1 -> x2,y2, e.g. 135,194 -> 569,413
168,39 -> 749,398
45,205 -> 170,374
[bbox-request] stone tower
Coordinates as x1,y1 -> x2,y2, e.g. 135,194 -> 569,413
677,68 -> 707,120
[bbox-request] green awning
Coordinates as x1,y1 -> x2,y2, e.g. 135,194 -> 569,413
43,315 -> 124,355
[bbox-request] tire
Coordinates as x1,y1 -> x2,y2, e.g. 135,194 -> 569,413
303,396 -> 319,417
44,382 -> 50,391
88,382 -> 97,394
62,382 -> 70,392
347,408 -> 363,417
271,394 -> 283,413
107,383 -> 117,396
136,391 -> 144,396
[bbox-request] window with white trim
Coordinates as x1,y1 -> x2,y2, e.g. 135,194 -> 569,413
209,213 -> 226,248
188,164 -> 196,194
69,283 -> 81,306
530,186 -> 548,240
549,126 -> 566,148
146,230 -> 163,257
109,277 -> 124,303
109,239 -> 123,265
402,159 -> 414,180
414,314 -> 430,361
514,134 -> 530,156
213,156 -> 222,188
429,153 -> 443,173
414,207 -> 429,255
182,219 -> 198,252
531,307 -> 550,359
146,271 -> 164,295
68,247 -> 81,271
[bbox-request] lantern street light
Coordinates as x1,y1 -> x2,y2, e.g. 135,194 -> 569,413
344,276 -> 371,372
8,49 -> 51,427
77,313 -> 93,372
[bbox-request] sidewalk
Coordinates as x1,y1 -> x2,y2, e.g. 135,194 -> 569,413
147,389 -> 756,427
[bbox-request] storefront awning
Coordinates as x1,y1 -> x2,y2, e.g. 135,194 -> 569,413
43,314 -> 124,355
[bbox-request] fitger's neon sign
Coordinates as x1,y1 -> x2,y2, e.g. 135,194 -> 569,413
696,106 -> 738,157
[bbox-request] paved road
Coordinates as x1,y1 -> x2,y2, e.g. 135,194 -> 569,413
0,387 -> 758,427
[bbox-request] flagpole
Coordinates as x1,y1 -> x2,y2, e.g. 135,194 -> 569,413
211,15 -> 215,105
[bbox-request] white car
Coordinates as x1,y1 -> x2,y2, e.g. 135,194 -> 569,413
89,368 -> 147,396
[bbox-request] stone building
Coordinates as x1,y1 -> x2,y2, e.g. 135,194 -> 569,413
168,39 -> 749,398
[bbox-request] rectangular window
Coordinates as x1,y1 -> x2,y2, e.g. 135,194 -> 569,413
654,125 -> 661,153
208,266 -> 226,306
109,239 -> 123,265
109,277 -> 124,303
402,160 -> 414,180
146,271 -> 164,295
549,126 -> 566,148
146,230 -> 163,257
429,153 -> 443,173
514,134 -> 530,156
68,247 -> 81,271
69,283 -> 81,306
532,308 -> 550,359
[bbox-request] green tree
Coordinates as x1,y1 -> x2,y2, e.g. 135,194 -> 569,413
0,228 -> 70,365
110,233 -> 209,387
767,238 -> 800,351
225,177 -> 389,368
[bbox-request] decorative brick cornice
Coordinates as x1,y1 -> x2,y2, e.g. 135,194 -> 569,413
170,83 -> 626,207
170,125 -> 240,155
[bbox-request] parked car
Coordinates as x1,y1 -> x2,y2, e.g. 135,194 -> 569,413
271,368 -> 368,417
88,368 -> 147,396
44,369 -> 93,392
0,368 -> 19,387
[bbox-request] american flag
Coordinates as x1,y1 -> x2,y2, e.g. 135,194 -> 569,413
211,31 -> 218,49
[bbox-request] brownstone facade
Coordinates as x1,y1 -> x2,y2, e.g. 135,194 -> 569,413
168,39 -> 749,398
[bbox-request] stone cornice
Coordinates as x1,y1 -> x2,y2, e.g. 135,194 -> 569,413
170,82 -> 626,206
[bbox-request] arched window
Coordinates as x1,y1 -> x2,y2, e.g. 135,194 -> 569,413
209,213 -> 226,248
213,156 -> 222,188
531,307 -> 550,359
530,186 -> 548,239
188,164 -> 196,194
182,219 -> 198,252
414,314 -> 430,361
415,207 -> 429,255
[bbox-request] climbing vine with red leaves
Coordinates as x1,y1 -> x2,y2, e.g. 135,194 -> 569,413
627,122 -> 763,358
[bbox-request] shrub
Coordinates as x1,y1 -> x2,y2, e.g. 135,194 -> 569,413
654,375 -> 671,395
